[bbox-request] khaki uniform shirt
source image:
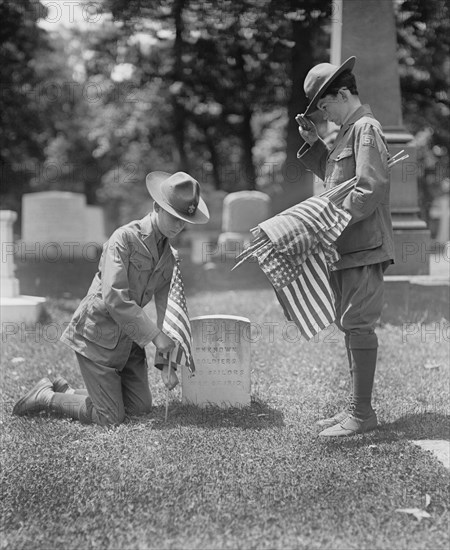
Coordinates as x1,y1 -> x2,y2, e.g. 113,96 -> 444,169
297,104 -> 395,270
60,213 -> 175,369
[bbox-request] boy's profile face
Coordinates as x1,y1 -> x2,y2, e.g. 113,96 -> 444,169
154,203 -> 186,239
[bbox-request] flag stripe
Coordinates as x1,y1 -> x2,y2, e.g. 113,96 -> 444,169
273,252 -> 336,340
164,309 -> 191,357
280,282 -> 316,339
301,260 -> 335,326
299,266 -> 330,327
293,275 -> 328,335
304,254 -> 334,308
165,302 -> 191,342
162,261 -> 195,373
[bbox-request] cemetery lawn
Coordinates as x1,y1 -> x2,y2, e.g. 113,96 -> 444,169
2,287 -> 449,550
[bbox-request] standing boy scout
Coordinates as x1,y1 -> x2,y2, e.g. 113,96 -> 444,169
297,56 -> 394,437
13,172 -> 210,426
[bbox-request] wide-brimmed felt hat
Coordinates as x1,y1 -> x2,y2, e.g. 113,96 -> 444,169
304,56 -> 356,116
146,171 -> 210,224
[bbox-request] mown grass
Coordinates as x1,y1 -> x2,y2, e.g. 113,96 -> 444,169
1,282 -> 449,550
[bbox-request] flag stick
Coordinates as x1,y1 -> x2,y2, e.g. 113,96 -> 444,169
165,349 -> 173,422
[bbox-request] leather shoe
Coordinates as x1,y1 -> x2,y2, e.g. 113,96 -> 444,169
12,378 -> 54,416
316,408 -> 350,428
319,410 -> 378,437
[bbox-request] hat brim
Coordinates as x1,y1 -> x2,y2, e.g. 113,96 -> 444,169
146,171 -> 210,224
304,56 -> 357,116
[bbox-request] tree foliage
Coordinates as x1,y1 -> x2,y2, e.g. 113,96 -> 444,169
0,0 -> 51,210
396,0 -> 450,218
0,0 -> 448,228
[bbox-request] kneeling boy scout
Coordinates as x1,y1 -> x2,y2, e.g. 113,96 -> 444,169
297,56 -> 394,437
13,172 -> 209,426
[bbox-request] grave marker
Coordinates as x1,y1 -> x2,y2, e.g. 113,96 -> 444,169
181,315 -> 251,408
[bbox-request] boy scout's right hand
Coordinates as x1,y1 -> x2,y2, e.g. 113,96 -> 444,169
296,114 -> 318,145
153,331 -> 176,353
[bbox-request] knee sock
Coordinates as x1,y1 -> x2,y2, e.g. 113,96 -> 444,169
350,348 -> 377,418
349,332 -> 378,418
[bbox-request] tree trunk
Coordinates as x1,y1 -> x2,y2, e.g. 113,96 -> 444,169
235,45 -> 256,191
283,18 -> 313,204
172,0 -> 189,172
240,106 -> 256,190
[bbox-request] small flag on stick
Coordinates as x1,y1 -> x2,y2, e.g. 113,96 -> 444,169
162,260 -> 195,374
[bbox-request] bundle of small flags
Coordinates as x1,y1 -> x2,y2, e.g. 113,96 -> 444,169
233,151 -> 408,341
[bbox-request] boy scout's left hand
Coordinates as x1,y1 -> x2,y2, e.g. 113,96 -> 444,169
153,331 -> 176,353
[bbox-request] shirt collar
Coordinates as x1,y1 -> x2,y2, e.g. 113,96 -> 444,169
329,104 -> 374,153
342,104 -> 374,129
139,213 -> 166,260
140,212 -> 163,240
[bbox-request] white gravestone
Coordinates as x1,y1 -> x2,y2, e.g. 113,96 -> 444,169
221,190 -> 271,233
218,191 -> 271,260
23,191 -> 87,244
0,210 -> 46,326
0,211 -> 20,298
22,192 -> 106,258
181,315 -> 251,408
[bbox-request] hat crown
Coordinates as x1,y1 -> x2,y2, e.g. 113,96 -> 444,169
160,172 -> 199,216
146,170 -> 210,224
304,62 -> 340,100
303,56 -> 356,115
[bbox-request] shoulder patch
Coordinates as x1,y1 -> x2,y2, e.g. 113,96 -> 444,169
362,133 -> 375,147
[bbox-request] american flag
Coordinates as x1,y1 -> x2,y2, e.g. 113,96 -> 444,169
162,260 -> 195,373
275,250 -> 338,340
233,152 -> 408,341
234,195 -> 352,341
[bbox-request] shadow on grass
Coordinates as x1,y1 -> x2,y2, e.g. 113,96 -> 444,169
380,412 -> 450,440
318,412 -> 450,449
145,398 -> 285,430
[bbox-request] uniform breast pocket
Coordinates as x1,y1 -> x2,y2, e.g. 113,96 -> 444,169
326,147 -> 354,186
128,252 -> 155,288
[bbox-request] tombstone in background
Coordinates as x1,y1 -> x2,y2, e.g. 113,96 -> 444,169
181,315 -> 251,408
1,211 -> 20,299
22,192 -> 86,254
22,191 -> 106,258
0,210 -> 46,325
217,191 -> 271,260
331,0 -> 430,275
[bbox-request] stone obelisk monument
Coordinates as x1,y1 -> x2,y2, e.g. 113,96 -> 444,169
331,0 -> 430,275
